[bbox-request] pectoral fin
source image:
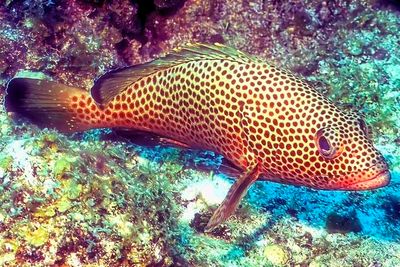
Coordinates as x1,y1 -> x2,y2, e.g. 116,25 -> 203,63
205,163 -> 260,231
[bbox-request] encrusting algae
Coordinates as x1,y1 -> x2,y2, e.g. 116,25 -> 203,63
0,129 -> 184,266
4,43 -> 390,231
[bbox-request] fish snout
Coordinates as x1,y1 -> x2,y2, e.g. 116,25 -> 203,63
338,162 -> 391,190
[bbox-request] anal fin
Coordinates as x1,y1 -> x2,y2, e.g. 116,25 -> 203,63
205,163 -> 260,231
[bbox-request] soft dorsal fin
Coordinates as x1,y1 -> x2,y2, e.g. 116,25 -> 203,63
91,43 -> 262,104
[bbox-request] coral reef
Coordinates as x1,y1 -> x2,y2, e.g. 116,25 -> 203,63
0,0 -> 399,266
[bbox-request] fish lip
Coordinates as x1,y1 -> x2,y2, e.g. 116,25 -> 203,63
338,169 -> 391,190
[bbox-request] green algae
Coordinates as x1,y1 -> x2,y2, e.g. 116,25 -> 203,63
0,154 -> 13,170
34,205 -> 56,218
53,156 -> 77,178
56,196 -> 73,213
23,226 -> 50,247
62,179 -> 82,200
0,238 -> 18,265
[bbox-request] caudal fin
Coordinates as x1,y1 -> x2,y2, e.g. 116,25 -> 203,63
4,78 -> 94,133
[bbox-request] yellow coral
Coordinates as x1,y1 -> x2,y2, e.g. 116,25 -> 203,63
0,238 -> 19,265
263,244 -> 290,266
25,226 -> 49,247
0,154 -> 13,170
34,205 -> 56,218
62,179 -> 82,200
107,214 -> 134,238
56,196 -> 73,212
53,156 -> 77,178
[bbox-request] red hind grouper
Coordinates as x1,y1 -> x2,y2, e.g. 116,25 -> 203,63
4,43 -> 390,230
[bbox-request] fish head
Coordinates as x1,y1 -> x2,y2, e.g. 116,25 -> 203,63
309,111 -> 390,190
259,100 -> 390,191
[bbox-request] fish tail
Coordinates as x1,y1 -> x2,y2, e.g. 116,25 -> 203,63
4,78 -> 96,133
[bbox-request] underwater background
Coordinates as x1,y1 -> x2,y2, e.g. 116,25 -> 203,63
0,0 -> 399,266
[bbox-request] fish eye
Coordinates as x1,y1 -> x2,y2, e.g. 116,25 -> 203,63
318,135 -> 330,151
358,118 -> 369,136
315,128 -> 341,159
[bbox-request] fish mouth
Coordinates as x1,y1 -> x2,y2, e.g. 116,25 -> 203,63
338,169 -> 391,190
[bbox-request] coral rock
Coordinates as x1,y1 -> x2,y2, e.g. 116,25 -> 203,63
263,244 -> 290,266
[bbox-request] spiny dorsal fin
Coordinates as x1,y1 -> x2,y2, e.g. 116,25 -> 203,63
91,43 -> 263,105
165,43 -> 261,64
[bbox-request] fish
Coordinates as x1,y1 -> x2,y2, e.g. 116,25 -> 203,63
4,43 -> 391,230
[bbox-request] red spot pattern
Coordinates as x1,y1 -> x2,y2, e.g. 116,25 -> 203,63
67,57 -> 388,190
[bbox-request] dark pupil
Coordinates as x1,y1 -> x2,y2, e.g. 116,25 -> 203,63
319,136 -> 330,151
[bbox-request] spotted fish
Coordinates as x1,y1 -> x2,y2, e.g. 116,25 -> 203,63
4,43 -> 390,230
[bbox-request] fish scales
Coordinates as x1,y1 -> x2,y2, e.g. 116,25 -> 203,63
5,43 -> 390,229
68,59 -> 386,190
72,60 -> 257,169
